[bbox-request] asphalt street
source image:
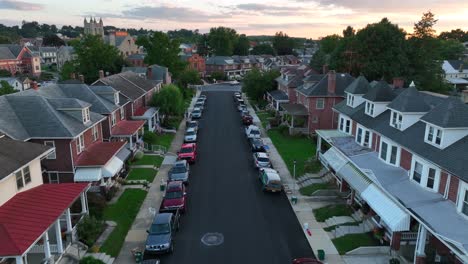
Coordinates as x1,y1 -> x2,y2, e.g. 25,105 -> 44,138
158,87 -> 314,263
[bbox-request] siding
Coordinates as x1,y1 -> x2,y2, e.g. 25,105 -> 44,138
439,172 -> 448,196
29,139 -> 74,172
448,176 -> 459,203
306,96 -> 343,133
288,88 -> 297,103
351,121 -> 357,136
71,123 -> 103,165
400,148 -> 412,171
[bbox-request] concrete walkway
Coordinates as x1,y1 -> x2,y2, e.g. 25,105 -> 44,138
113,93 -> 199,264
247,102 -> 345,264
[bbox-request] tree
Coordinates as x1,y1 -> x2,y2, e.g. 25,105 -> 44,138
196,34 -> 211,57
151,84 -> 184,117
208,27 -> 238,56
251,44 -> 275,55
234,34 -> 250,55
242,69 -> 280,101
43,34 -> 65,47
412,11 -> 437,39
0,36 -> 12,44
272,31 -> 295,55
177,69 -> 202,89
0,69 -> 11,77
438,39 -> 466,60
438,29 -> 468,42
210,71 -> 226,82
137,32 -> 187,78
71,35 -> 125,83
0,80 -> 17,95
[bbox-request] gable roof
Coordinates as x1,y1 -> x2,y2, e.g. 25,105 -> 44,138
345,75 -> 370,95
387,86 -> 431,113
363,80 -> 396,102
443,60 -> 468,74
0,137 -> 52,180
93,71 -> 154,101
205,56 -> 235,65
420,97 -> 468,128
297,72 -> 355,97
0,45 -> 25,60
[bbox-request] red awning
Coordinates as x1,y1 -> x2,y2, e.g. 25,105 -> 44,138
111,120 -> 145,136
75,141 -> 125,166
0,183 -> 89,256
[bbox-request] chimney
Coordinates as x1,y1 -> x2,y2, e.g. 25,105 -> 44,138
327,70 -> 336,95
146,66 -> 152,80
322,64 -> 329,74
392,77 -> 404,89
70,72 -> 76,79
459,63 -> 464,73
99,70 -> 104,79
79,74 -> 84,83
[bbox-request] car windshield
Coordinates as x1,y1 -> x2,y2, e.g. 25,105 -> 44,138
185,131 -> 196,136
257,157 -> 269,162
268,180 -> 282,188
149,223 -> 170,234
188,123 -> 197,128
251,130 -> 260,135
166,191 -> 183,199
171,166 -> 187,173
180,147 -> 193,153
192,110 -> 200,114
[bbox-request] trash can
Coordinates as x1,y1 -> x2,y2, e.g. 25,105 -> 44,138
160,184 -> 166,191
291,196 -> 298,204
134,251 -> 143,263
317,249 -> 325,261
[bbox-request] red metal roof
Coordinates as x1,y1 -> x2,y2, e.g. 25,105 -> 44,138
111,120 -> 145,136
134,106 -> 148,116
0,183 -> 88,256
75,141 -> 125,166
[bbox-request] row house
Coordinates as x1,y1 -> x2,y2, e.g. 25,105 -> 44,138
29,46 -> 58,65
0,136 -> 89,264
93,71 -> 162,132
0,45 -> 41,76
180,53 -> 206,77
127,53 -> 147,67
317,77 -> 468,263
122,65 -> 172,85
442,60 -> 468,92
0,94 -> 127,185
205,56 -> 263,79
57,46 -> 76,71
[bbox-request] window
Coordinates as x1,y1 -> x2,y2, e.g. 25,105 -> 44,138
120,107 -> 125,120
339,116 -> 352,134
339,117 -> 344,131
345,119 -> 351,134
44,141 -> 56,159
427,168 -> 436,189
114,92 -> 120,105
412,161 -> 423,183
461,190 -> 468,216
356,126 -> 372,148
312,116 -> 319,123
425,124 -> 443,146
365,101 -> 375,116
379,139 -> 400,166
391,111 -> 403,130
347,94 -> 354,107
23,166 -> 31,184
82,108 -> 90,123
111,112 -> 117,127
316,98 -> 325,109
48,172 -> 59,184
410,157 -> 440,191
16,171 -> 24,190
77,134 -> 85,154
92,125 -> 98,141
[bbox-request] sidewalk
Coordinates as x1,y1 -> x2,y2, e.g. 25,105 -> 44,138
247,100 -> 345,264
114,92 -> 199,264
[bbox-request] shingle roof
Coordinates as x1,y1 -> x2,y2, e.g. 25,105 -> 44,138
268,90 -> 288,101
205,56 -> 235,65
0,45 -> 24,60
148,65 -> 169,82
0,137 -> 52,180
345,75 -> 370,95
387,86 -> 432,113
297,73 -> 355,97
362,80 -> 396,102
93,72 -> 153,101
75,141 -> 126,166
127,53 -> 145,60
420,97 -> 468,128
303,74 -> 325,83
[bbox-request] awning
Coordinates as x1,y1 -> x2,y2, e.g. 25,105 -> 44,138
280,103 -> 309,116
116,147 -> 132,162
337,163 -> 372,194
133,107 -> 159,119
102,157 -> 124,178
111,120 -> 145,136
74,168 -> 102,182
268,90 -> 289,101
361,185 -> 410,232
320,147 -> 347,171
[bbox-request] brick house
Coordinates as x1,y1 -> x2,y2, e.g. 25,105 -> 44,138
0,136 -> 89,264
206,56 -> 264,80
127,53 -> 147,67
93,71 -> 162,132
0,94 -> 127,185
181,53 -> 206,77
0,45 -> 41,76
317,79 -> 468,263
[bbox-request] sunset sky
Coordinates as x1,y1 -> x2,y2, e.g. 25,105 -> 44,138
0,0 -> 467,38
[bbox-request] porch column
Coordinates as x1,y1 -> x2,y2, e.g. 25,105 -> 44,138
43,232 -> 51,260
15,256 -> 23,264
65,208 -> 72,232
415,225 -> 427,263
80,192 -> 87,214
148,118 -> 153,131
291,115 -> 295,128
55,219 -> 64,253
316,135 -> 322,159
129,136 -> 133,149
391,232 -> 401,251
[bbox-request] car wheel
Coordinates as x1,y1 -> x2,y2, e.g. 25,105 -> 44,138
169,243 -> 174,254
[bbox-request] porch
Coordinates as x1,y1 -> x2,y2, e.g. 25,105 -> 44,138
266,90 -> 289,111
110,120 -> 146,152
279,103 -> 309,135
132,107 -> 159,132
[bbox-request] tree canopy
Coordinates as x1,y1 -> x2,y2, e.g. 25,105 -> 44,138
151,84 -> 184,117
242,69 -> 280,101
208,27 -> 238,56
43,34 -> 65,47
0,81 -> 17,96
438,29 -> 468,42
272,31 -> 295,55
234,34 -> 250,56
251,44 -> 275,55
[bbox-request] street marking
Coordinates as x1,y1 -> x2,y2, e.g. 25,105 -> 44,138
201,233 -> 224,246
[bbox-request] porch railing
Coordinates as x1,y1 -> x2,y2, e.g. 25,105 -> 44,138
401,232 -> 419,241
29,244 -> 60,254
144,144 -> 167,155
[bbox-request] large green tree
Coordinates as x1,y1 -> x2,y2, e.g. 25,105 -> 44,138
242,69 -> 280,101
43,34 -> 65,47
151,84 -> 184,117
0,69 -> 11,77
438,29 -> 468,42
0,81 -> 17,95
272,31 -> 295,55
251,44 -> 275,55
196,34 -> 211,57
234,34 -> 250,55
208,27 -> 238,56
137,32 -> 187,78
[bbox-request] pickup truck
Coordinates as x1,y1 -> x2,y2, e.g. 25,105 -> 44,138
245,125 -> 261,139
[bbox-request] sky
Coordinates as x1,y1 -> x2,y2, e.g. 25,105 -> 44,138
0,0 -> 467,38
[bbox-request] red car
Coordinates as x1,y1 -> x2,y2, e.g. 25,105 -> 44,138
160,181 -> 187,213
178,143 -> 197,163
292,258 -> 323,264
242,114 -> 253,126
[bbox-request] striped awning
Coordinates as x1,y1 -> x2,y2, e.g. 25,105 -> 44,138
74,167 -> 102,182
337,163 -> 372,194
102,157 -> 124,178
320,147 -> 348,171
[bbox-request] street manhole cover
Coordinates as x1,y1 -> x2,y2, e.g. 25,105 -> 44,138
201,233 -> 224,246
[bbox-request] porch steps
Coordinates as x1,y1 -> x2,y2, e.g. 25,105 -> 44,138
85,253 -> 115,264
297,172 -> 334,188
325,216 -> 356,227
330,218 -> 375,238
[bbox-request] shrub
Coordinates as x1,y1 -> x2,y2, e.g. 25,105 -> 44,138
80,256 -> 106,264
389,258 -> 400,264
134,151 -> 144,160
269,117 -> 280,127
143,131 -> 157,144
278,125 -> 289,136
87,193 -> 107,219
105,186 -> 119,201
77,216 -> 104,247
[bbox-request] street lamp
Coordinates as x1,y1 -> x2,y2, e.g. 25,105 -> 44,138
293,159 -> 297,179
292,159 -> 298,204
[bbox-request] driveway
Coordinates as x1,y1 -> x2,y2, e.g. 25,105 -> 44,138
154,90 -> 314,264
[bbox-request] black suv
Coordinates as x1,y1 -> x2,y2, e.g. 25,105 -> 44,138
145,210 -> 180,254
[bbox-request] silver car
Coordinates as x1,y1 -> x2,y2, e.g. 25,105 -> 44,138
168,160 -> 190,184
184,128 -> 197,143
191,108 -> 202,119
253,152 -> 271,169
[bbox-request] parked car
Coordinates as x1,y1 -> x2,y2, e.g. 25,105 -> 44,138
259,168 -> 283,193
145,212 -> 180,255
233,93 -> 241,102
178,143 -> 197,163
199,94 -> 206,100
186,120 -> 199,132
160,181 -> 187,213
253,152 -> 271,169
238,104 -> 247,112
292,258 -> 323,264
184,128 -> 197,143
237,98 -> 245,105
249,138 -> 266,152
191,108 -> 202,119
245,125 -> 261,139
196,97 -> 205,103
241,109 -> 250,116
242,114 -> 253,126
194,102 -> 204,111
168,160 -> 190,184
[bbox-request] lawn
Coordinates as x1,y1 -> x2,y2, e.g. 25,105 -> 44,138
126,168 -> 157,182
100,189 -> 148,257
146,133 -> 175,150
332,232 -> 381,254
299,182 -> 334,196
131,155 -> 164,167
256,111 -> 271,129
313,204 -> 354,222
324,221 -> 361,232
267,129 -> 316,178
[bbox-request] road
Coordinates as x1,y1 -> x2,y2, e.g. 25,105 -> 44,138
157,86 -> 314,263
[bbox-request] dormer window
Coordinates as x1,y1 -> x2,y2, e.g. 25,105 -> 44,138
114,92 -> 120,105
390,111 -> 403,130
425,124 -> 443,146
82,108 -> 90,123
347,94 -> 354,107
365,102 -> 374,116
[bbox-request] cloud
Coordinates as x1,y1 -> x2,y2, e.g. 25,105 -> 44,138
0,0 -> 44,11
236,3 -> 296,11
121,5 -> 226,22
